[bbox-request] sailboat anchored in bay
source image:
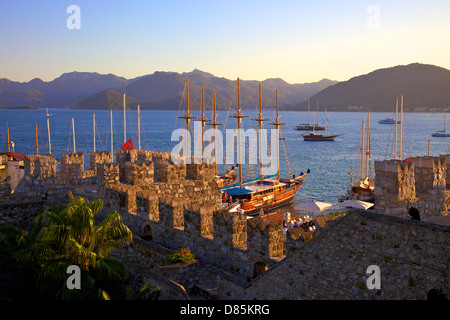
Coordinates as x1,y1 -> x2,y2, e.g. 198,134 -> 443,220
221,79 -> 310,215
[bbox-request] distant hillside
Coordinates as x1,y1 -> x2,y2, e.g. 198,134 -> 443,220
75,71 -> 338,111
74,89 -> 140,110
290,63 -> 450,112
0,72 -> 130,108
0,70 -> 337,111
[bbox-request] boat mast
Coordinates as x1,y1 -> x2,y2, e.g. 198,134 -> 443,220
178,79 -> 195,158
137,105 -> 141,150
35,123 -> 38,155
360,120 -> 365,181
400,94 -> 404,160
110,109 -> 113,161
316,102 -> 319,128
208,90 -> 222,174
123,93 -> 126,144
72,117 -> 76,153
237,79 -> 243,187
47,117 -> 51,155
308,99 -> 310,125
365,110 -> 370,179
231,78 -> 247,188
195,85 -> 209,160
251,83 -> 269,183
394,96 -> 399,160
93,113 -> 96,152
270,90 -> 286,181
6,127 -> 10,152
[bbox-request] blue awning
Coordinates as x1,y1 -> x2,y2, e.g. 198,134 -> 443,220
223,188 -> 254,196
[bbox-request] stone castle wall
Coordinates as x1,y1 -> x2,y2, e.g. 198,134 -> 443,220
216,210 -> 450,300
374,155 -> 449,219
111,194 -> 325,279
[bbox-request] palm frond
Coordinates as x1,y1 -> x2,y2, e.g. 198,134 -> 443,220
95,256 -> 129,283
65,237 -> 97,268
88,199 -> 104,216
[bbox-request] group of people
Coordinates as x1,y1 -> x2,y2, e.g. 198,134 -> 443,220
283,215 -> 316,232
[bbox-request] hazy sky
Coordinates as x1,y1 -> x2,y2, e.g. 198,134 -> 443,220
0,0 -> 449,83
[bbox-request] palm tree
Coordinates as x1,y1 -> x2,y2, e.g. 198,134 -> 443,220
0,194 -> 133,299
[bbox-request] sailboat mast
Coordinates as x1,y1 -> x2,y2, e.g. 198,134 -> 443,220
93,113 -> 96,152
251,83 -> 268,183
6,127 -> 10,152
35,123 -> 38,155
213,91 -> 217,173
47,117 -> 51,155
72,118 -> 76,153
325,108 -> 327,135
269,90 -> 285,181
365,110 -> 370,179
208,90 -> 222,174
308,99 -> 310,125
110,109 -> 113,161
276,91 -> 280,181
123,93 -> 126,144
360,120 -> 365,180
394,96 -> 399,160
177,79 -> 196,159
137,105 -> 141,150
259,84 -> 264,182
237,78 -> 243,187
400,94 -> 404,160
202,85 -> 205,158
316,102 -> 319,128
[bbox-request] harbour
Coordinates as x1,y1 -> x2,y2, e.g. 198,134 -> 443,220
1,0 -> 449,304
1,108 -> 448,206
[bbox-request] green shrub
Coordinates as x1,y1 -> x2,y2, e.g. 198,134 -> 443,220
166,248 -> 195,264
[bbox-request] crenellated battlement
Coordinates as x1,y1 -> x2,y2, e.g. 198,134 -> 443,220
374,154 -> 449,219
90,151 -> 112,171
5,149 -> 335,279
109,187 -> 335,278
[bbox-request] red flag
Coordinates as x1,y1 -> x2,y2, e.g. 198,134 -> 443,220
403,157 -> 410,162
121,139 -> 133,150
366,151 -> 370,155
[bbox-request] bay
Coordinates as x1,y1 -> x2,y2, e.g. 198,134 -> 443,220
1,108 -> 448,208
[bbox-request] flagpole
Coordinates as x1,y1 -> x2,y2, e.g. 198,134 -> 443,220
110,109 -> 114,162
93,113 -> 96,152
72,117 -> 76,153
123,93 -> 126,144
137,104 -> 141,150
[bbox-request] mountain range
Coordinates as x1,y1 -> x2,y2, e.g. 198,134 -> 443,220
291,63 -> 450,112
0,63 -> 449,112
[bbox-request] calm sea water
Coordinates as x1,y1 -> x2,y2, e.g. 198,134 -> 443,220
1,108 -> 448,209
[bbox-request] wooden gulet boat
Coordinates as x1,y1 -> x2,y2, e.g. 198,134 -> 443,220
222,80 -> 309,216
339,111 -> 374,203
296,100 -> 325,131
302,108 -> 339,141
